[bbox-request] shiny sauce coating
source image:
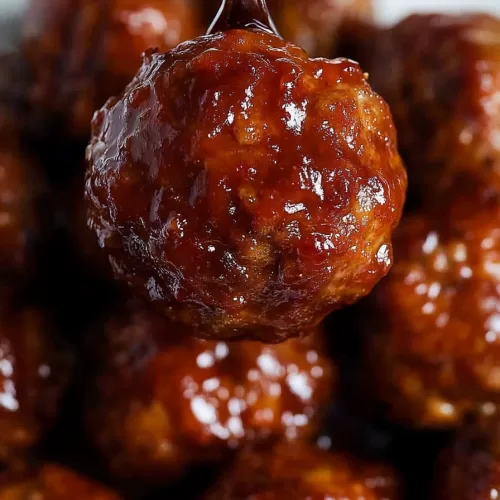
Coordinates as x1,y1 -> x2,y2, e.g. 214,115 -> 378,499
85,28 -> 407,341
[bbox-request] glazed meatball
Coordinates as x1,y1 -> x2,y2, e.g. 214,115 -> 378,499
85,26 -> 407,341
433,424 -> 500,500
0,124 -> 43,278
23,0 -> 203,138
205,441 -> 398,499
0,464 -> 121,499
348,14 -> 500,199
86,301 -> 335,482
0,292 -> 72,461
365,185 -> 500,428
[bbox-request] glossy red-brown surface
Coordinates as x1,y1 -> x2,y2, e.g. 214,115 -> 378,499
85,29 -> 407,341
0,292 -> 72,461
86,301 -> 335,482
23,0 -> 203,138
351,14 -> 500,199
0,124 -> 43,278
205,441 -> 398,499
366,185 -> 500,428
0,464 -> 121,499
433,424 -> 500,500
206,0 -> 373,57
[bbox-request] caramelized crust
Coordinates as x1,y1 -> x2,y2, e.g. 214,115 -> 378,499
86,301 -> 335,482
85,28 -> 407,341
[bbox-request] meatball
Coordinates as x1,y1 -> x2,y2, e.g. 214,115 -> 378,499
0,292 -> 72,461
365,185 -> 500,428
205,441 -> 398,499
86,301 -> 335,482
0,464 -> 121,499
0,123 -> 43,278
347,14 -> 500,199
85,27 -> 407,341
22,0 -> 203,138
433,424 -> 500,500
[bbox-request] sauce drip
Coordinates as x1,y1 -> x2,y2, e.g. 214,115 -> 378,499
207,0 -> 279,35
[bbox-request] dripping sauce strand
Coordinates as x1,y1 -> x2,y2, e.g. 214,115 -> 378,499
207,0 -> 280,36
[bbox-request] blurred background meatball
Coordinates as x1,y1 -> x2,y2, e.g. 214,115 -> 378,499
363,185 -> 500,428
432,423 -> 500,500
0,464 -> 121,499
85,28 -> 406,341
86,301 -> 335,483
342,13 -> 500,201
0,120 -> 45,279
271,0 -> 373,57
0,290 -> 72,463
22,0 -> 203,140
205,441 -> 398,499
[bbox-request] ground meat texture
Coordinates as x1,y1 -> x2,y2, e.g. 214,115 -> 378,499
432,425 -> 500,500
85,28 -> 407,341
22,0 -> 203,139
365,185 -> 500,428
0,464 -> 121,499
0,294 -> 72,461
204,441 -> 398,499
86,301 -> 335,483
0,125 -> 43,279
349,14 -> 500,200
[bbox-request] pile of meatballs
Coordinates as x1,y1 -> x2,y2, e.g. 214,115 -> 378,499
0,0 -> 497,498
